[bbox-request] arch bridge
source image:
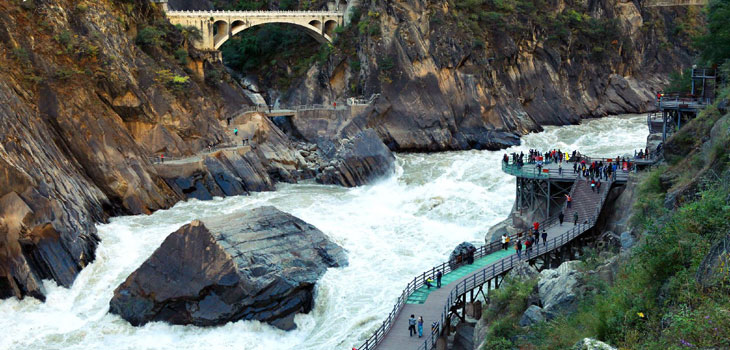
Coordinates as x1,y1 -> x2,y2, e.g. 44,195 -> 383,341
163,9 -> 345,51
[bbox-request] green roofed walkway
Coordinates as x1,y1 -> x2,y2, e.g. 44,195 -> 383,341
406,249 -> 512,304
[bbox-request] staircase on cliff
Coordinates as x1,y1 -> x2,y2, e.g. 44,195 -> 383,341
561,177 -> 612,225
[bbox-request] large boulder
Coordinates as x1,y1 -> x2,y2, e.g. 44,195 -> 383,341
538,261 -> 584,319
449,242 -> 476,269
109,206 -> 347,330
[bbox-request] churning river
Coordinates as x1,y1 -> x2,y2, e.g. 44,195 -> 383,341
0,114 -> 649,350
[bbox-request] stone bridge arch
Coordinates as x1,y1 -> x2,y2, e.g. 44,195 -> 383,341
165,11 -> 344,51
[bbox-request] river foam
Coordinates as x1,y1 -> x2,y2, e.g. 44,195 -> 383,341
0,114 -> 649,350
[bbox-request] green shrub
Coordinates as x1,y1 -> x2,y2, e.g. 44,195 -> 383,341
136,26 -> 165,47
155,69 -> 189,92
174,48 -> 188,64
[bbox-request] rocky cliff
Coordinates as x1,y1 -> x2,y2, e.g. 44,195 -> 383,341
280,0 -> 699,151
0,0 -> 391,300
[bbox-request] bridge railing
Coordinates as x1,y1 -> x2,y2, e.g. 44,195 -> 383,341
166,10 -> 344,16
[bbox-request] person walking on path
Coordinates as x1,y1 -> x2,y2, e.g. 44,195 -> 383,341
534,231 -> 540,245
417,316 -> 424,338
559,212 -> 564,226
558,163 -> 563,176
525,237 -> 533,255
573,212 -> 579,225
234,128 -> 238,137
501,234 -> 508,250
505,235 -> 510,250
541,229 -> 547,247
516,239 -> 523,259
408,315 -> 417,337
566,194 -> 572,208
436,270 -> 442,288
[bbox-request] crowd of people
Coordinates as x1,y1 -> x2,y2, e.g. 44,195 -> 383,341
503,147 -> 651,178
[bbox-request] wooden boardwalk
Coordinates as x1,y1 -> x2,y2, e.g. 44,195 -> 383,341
359,167 -> 616,350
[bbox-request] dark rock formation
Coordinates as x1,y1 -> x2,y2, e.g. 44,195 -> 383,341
315,130 -> 395,187
696,234 -> 730,290
519,305 -> 546,327
448,242 -> 476,269
452,322 -> 476,350
109,206 -> 347,330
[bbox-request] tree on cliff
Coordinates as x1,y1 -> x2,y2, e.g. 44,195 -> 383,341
695,0 -> 730,65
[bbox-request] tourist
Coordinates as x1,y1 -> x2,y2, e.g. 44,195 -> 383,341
534,230 -> 540,245
566,194 -> 572,208
591,179 -> 596,192
436,270 -> 442,288
161,154 -> 165,163
559,211 -> 564,226
558,163 -> 563,176
234,128 -> 238,136
425,276 -> 434,289
417,316 -> 424,338
573,162 -> 578,174
574,212 -> 579,225
525,236 -> 533,255
505,234 -> 510,250
467,246 -> 475,264
515,239 -> 522,259
408,315 -> 417,337
501,234 -> 508,250
533,221 -> 539,232
542,229 -> 547,247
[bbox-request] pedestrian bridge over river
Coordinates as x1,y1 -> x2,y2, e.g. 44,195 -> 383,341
355,155 -> 656,350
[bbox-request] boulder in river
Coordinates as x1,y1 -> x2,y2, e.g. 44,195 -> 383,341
109,206 -> 347,330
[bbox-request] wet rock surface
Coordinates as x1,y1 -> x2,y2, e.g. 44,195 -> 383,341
109,206 -> 347,330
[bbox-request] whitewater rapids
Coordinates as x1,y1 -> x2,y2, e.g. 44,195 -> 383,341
0,114 -> 649,350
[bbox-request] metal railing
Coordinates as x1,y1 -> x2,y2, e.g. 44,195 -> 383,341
355,212 -> 564,350
422,180 -> 610,350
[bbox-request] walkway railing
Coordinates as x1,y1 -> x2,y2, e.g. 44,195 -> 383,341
147,142 -> 240,164
422,181 -> 609,350
355,214 -> 562,350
